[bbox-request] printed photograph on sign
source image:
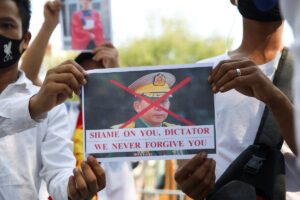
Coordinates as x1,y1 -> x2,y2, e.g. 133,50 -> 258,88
60,0 -> 112,51
83,63 -> 216,162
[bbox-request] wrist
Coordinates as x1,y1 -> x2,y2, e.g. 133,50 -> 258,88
29,94 -> 46,120
265,87 -> 288,109
42,21 -> 57,33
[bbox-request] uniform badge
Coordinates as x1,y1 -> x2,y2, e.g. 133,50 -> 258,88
153,73 -> 166,86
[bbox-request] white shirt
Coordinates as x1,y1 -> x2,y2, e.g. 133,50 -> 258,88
67,101 -> 137,200
0,71 -> 75,200
198,53 -> 300,200
0,73 -> 45,137
280,0 -> 300,169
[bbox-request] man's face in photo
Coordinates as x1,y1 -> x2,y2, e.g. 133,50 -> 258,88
133,98 -> 170,127
80,0 -> 92,10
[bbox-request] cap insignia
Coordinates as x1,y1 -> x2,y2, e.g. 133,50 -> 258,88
153,73 -> 166,86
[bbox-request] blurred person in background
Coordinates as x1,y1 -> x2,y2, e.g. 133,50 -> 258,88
21,2 -> 136,199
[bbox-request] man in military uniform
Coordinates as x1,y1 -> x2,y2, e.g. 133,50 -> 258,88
111,72 -> 182,157
113,72 -> 176,129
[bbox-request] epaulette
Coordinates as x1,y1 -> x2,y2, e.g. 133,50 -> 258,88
162,122 -> 178,127
111,121 -> 136,129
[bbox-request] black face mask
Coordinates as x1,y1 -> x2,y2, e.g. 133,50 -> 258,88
0,34 -> 23,69
237,0 -> 282,22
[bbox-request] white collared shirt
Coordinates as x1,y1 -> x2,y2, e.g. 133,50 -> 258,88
0,71 -> 46,137
0,71 -> 75,199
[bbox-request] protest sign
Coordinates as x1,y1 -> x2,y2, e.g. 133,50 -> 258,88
83,63 -> 216,161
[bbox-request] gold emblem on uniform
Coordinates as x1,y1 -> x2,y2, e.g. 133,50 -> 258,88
153,73 -> 166,86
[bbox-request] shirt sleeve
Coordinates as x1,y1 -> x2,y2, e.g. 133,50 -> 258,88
39,104 -> 75,200
0,96 -> 46,138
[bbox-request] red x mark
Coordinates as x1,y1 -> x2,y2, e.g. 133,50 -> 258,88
110,77 -> 194,128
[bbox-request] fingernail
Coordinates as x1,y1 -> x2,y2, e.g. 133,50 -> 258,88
83,79 -> 87,85
87,155 -> 94,163
200,152 -> 208,158
220,87 -> 224,92
73,168 -> 78,174
208,75 -> 212,83
81,161 -> 87,168
212,86 -> 217,92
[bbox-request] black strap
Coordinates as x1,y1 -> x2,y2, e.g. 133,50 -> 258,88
242,48 -> 291,184
254,47 -> 292,148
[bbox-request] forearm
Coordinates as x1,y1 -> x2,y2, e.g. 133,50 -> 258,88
21,22 -> 55,86
266,87 -> 297,154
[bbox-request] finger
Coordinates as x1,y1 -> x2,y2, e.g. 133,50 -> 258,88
102,58 -> 119,68
190,159 -> 216,199
58,60 -> 87,75
66,60 -> 88,75
45,0 -> 60,13
46,73 -> 81,95
42,81 -> 74,100
87,156 -> 106,190
219,74 -> 253,93
208,58 -> 249,83
81,161 -> 98,195
55,82 -> 74,100
50,63 -> 87,85
50,0 -> 61,11
208,59 -> 237,83
68,176 -> 81,200
212,58 -> 249,84
92,54 -> 118,68
175,152 -> 207,183
180,159 -> 214,197
92,52 -> 111,62
213,66 -> 256,92
73,168 -> 89,198
92,51 -> 118,63
53,0 -> 62,11
200,160 -> 216,198
102,42 -> 114,48
93,42 -> 115,53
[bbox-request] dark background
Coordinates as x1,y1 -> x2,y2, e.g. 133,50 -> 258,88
84,65 -> 215,129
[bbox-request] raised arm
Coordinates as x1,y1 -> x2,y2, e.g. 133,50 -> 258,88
21,0 -> 61,86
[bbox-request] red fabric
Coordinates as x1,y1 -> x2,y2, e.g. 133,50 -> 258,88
71,10 -> 104,50
76,111 -> 83,129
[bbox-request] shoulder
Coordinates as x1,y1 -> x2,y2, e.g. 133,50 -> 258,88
111,122 -> 135,129
72,11 -> 82,17
162,122 -> 179,127
91,10 -> 101,16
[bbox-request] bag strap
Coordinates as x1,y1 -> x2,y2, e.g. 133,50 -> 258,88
242,48 -> 291,185
254,47 -> 292,148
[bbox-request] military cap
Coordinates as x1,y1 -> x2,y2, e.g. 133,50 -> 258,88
128,72 -> 176,98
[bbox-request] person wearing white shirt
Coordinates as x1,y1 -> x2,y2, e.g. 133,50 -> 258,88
69,43 -> 136,200
0,0 -> 106,199
175,0 -> 300,199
